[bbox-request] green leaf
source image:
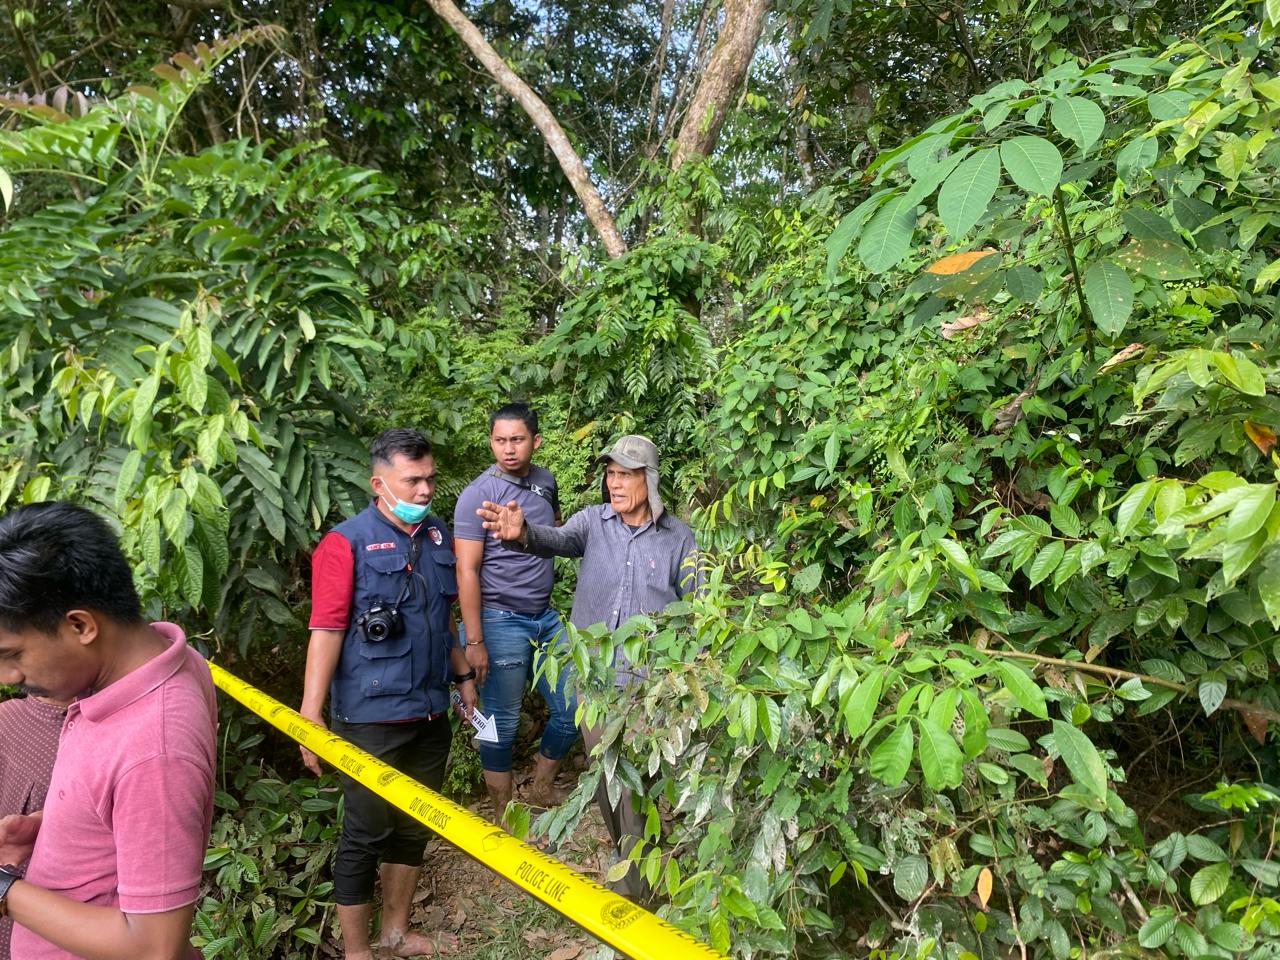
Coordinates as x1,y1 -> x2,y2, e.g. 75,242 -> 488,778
1051,96 -> 1105,154
1115,137 -> 1157,178
1116,479 -> 1158,537
181,545 -> 204,609
1189,861 -> 1231,905
1027,539 -> 1065,587
1212,351 -> 1267,397
937,149 -> 1001,238
1051,719 -> 1107,802
1226,483 -> 1276,541
1005,265 -> 1044,303
827,189 -> 893,279
870,723 -> 914,786
1114,237 -> 1199,280
844,667 -> 885,740
858,193 -> 917,274
893,854 -> 928,901
916,717 -> 964,789
1259,563 -> 1280,629
1197,673 -> 1227,716
0,167 -> 11,211
995,661 -> 1049,719
1207,922 -> 1248,952
999,136 -> 1063,195
1083,260 -> 1133,338
937,537 -> 979,585
1137,910 -> 1178,949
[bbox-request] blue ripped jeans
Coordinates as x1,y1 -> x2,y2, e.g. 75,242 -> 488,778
464,606 -> 578,773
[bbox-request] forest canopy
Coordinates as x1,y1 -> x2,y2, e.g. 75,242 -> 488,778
1,0 -> 1279,957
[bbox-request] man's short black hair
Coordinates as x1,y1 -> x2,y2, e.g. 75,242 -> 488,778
370,428 -> 433,468
489,402 -> 539,436
0,501 -> 144,634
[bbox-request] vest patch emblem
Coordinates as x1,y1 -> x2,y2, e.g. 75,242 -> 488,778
365,542 -> 397,551
428,527 -> 444,545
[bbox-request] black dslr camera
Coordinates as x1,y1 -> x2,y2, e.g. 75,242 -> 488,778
355,601 -> 402,642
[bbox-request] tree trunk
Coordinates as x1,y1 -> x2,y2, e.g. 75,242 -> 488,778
422,0 -> 627,258
670,0 -> 769,171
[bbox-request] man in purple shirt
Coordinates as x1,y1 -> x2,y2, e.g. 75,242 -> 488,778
454,403 -> 578,821
0,501 -> 217,960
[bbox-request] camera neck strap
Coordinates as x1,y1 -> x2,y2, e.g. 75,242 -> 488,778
389,533 -> 424,612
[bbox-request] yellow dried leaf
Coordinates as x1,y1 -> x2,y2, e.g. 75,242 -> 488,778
925,249 -> 999,275
941,307 -> 990,339
1099,342 -> 1145,373
1244,420 -> 1277,455
977,866 -> 993,909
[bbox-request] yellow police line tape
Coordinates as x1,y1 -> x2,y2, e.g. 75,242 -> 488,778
207,662 -> 729,960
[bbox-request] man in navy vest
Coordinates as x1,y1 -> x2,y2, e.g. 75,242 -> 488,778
299,428 -> 477,960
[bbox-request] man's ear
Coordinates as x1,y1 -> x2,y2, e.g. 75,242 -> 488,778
64,609 -> 101,648
533,434 -> 543,451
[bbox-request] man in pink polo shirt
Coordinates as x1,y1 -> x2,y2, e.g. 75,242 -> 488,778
0,501 -> 217,960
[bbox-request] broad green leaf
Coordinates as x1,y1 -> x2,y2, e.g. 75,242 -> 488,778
1212,351 -> 1266,396
937,149 -> 1000,238
1189,861 -> 1231,905
1005,264 -> 1044,303
916,717 -> 964,789
1259,562 -> 1280,629
1122,208 -> 1180,243
1083,260 -> 1133,338
869,723 -> 914,785
1027,539 -> 1065,587
893,854 -> 928,901
1226,483 -> 1276,541
1114,237 -> 1199,280
1207,922 -> 1248,952
1050,96 -> 1105,154
827,189 -> 893,278
1269,0 -> 1280,25
1256,258 -> 1280,291
1197,673 -> 1227,716
1051,719 -> 1107,802
999,136 -> 1063,195
181,546 -> 204,609
0,167 -> 11,211
1138,911 -> 1178,949
1147,90 -> 1194,120
937,537 -> 979,585
995,661 -> 1049,719
858,194 -> 918,274
844,667 -> 886,740
1114,137 -> 1157,178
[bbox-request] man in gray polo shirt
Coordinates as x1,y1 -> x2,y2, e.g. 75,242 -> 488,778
453,403 -> 578,822
476,434 -> 699,896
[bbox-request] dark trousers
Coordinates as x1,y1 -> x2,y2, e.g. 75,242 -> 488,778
331,715 -> 451,905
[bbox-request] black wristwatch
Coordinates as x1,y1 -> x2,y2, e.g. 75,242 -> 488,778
452,669 -> 477,685
0,863 -> 22,918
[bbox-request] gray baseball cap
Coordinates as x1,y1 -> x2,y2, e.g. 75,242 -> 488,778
595,434 -> 664,521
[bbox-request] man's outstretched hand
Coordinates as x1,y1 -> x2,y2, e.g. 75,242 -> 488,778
0,811 -> 41,866
477,500 -> 525,542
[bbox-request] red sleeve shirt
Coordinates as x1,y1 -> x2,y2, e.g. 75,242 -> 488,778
309,531 -> 355,630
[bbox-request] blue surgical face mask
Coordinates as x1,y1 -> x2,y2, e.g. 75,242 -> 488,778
377,478 -> 431,524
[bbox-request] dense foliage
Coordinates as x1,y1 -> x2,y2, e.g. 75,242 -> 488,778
1,0 -> 1278,957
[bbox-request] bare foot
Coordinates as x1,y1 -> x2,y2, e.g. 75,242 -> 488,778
379,929 -> 459,958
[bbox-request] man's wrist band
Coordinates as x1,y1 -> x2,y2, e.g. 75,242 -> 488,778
466,638 -> 485,646
452,669 -> 477,684
0,864 -> 23,918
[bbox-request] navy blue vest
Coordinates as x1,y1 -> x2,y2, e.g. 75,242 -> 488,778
328,502 -> 457,723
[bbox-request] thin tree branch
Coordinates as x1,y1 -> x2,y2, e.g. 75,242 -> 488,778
989,649 -> 1280,726
422,0 -> 626,258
